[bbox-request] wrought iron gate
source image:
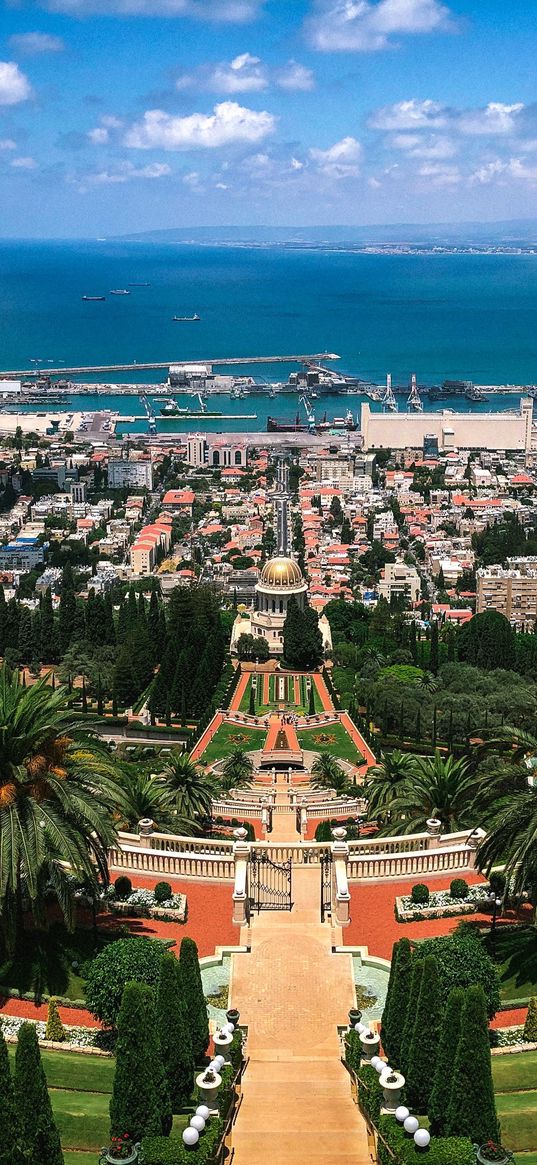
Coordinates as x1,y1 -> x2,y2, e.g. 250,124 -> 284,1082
320,851 -> 333,923
249,851 -> 293,912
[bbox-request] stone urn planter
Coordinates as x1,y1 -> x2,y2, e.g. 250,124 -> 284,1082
100,1144 -> 140,1164
213,1029 -> 234,1062
360,1030 -> 381,1061
379,1069 -> 405,1113
349,1007 -> 362,1028
196,1067 -> 222,1108
226,1008 -> 240,1026
476,1145 -> 514,1165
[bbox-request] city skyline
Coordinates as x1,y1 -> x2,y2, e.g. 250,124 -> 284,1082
2,1 -> 537,236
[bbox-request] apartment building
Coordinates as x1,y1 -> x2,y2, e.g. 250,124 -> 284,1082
476,557 -> 537,628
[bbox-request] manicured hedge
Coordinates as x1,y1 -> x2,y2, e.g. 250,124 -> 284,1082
377,1116 -> 474,1165
356,1064 -> 382,1126
142,1118 -> 223,1164
415,927 -> 500,1018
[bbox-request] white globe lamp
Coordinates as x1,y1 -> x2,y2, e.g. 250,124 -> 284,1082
196,1105 -> 210,1120
370,1056 -> 381,1069
404,1116 -> 419,1135
214,1055 -> 225,1069
182,1127 -> 199,1147
190,1115 -> 206,1133
414,1129 -> 431,1149
395,1106 -> 410,1123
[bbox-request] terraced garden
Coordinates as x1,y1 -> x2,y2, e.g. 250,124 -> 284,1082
297,721 -> 365,766
238,672 -> 311,715
198,720 -> 266,765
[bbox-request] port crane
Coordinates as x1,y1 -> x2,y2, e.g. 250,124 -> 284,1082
299,394 -> 317,431
407,373 -> 423,412
196,392 -> 208,413
382,373 -> 398,412
140,394 -> 157,434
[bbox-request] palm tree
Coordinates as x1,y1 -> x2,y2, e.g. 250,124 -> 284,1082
476,726 -> 537,766
0,668 -> 122,951
476,786 -> 537,903
384,750 -> 486,835
160,752 -> 217,822
363,749 -> 416,819
220,749 -> 254,795
310,752 -> 353,796
115,767 -> 180,833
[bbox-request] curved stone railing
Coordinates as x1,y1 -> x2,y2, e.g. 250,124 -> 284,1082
108,842 -> 235,881
347,844 -> 475,881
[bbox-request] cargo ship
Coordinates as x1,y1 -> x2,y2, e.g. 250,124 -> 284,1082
82,295 -> 105,301
267,409 -> 356,434
172,314 -> 200,322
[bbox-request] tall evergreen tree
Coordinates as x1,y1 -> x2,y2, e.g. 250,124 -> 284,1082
445,985 -> 499,1145
179,937 -> 209,1061
16,607 -> 33,664
156,953 -> 194,1111
429,621 -> 439,675
400,958 -> 424,1077
428,987 -> 465,1135
117,598 -> 129,644
109,982 -> 171,1143
14,1023 -> 63,1165
59,563 -> 77,654
4,597 -> 20,651
406,955 -> 442,1110
0,584 -> 6,655
40,588 -> 57,662
381,938 -> 412,1067
0,1019 -> 21,1165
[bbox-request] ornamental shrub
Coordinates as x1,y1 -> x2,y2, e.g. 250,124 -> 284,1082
114,875 -> 133,900
154,881 -> 173,905
14,1022 -> 64,1165
428,987 -> 465,1135
156,953 -> 193,1112
45,998 -> 65,1043
357,1064 -> 382,1126
377,1116 -> 474,1165
344,1028 -> 362,1073
142,1118 -> 223,1164
415,927 -> 500,1018
109,981 -> 171,1143
400,958 -> 423,1078
85,937 -> 168,1028
445,985 -> 499,1145
382,938 -> 413,1068
450,878 -> 469,900
411,883 -> 430,905
0,1020 -> 21,1165
406,955 -> 442,1111
179,937 -> 209,1061
523,996 -> 537,1042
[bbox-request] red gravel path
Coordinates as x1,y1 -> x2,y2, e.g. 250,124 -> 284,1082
229,671 -> 249,712
490,1008 -> 528,1029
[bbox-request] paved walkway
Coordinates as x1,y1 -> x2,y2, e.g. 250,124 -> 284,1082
229,867 -> 371,1165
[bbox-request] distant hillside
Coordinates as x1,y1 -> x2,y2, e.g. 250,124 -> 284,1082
114,220 -> 537,246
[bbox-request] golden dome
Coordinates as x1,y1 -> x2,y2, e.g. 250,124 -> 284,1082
260,556 -> 303,587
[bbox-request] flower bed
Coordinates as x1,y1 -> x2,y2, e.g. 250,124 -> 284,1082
107,887 -> 187,924
0,1013 -> 114,1052
395,883 -> 490,923
490,1025 -> 537,1052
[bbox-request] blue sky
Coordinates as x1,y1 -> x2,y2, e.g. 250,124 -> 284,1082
1,0 -> 537,236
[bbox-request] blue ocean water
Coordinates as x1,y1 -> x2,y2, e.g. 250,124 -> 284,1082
1,239 -> 536,434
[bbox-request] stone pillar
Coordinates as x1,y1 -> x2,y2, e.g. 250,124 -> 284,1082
466,827 -> 486,870
261,798 -> 269,838
138,818 -> 154,846
332,827 -> 351,927
299,799 -> 308,836
232,829 -> 250,926
426,817 -> 443,848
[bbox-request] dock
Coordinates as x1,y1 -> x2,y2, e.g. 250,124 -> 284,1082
0,352 -> 340,379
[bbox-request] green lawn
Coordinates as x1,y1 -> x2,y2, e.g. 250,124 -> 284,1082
239,673 -> 309,716
297,722 -> 365,766
493,1050 -> 537,1159
199,720 -> 266,765
8,1045 -> 114,1155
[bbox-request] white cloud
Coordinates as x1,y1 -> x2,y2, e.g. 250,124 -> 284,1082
0,138 -> 17,150
11,156 -> 37,169
276,61 -> 315,91
370,98 -> 446,130
418,161 -> 461,185
0,62 -> 33,106
88,161 -> 171,184
209,53 -> 267,93
88,127 -> 109,144
306,0 -> 455,52
391,132 -> 455,158
310,135 -> 361,177
42,0 -> 262,18
182,170 -> 202,187
458,102 -> 524,136
124,101 -> 276,150
9,32 -> 65,55
469,157 -> 537,185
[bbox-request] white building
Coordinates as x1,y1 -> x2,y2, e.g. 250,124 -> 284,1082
377,562 -> 421,605
108,458 -> 153,490
230,555 -> 332,656
360,398 -> 533,453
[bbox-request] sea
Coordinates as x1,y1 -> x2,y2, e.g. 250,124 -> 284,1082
1,238 -> 537,435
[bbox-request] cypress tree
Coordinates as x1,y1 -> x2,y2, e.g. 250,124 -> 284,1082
104,593 -> 116,645
0,1019 -> 21,1165
109,982 -> 171,1143
0,584 -> 6,655
40,588 -> 57,663
14,1022 -> 64,1165
406,955 -> 442,1110
81,675 -> 88,713
45,998 -> 66,1043
127,587 -> 138,633
400,958 -> 423,1078
31,609 -> 42,662
308,683 -> 315,715
445,985 -> 499,1145
59,563 -> 76,654
156,953 -> 194,1111
428,987 -> 465,1134
380,940 -> 399,1059
179,937 -> 209,1061
17,607 -> 33,664
382,938 -> 412,1067
430,621 -> 439,674
117,598 -> 129,644
4,597 -> 20,650
248,684 -> 256,716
